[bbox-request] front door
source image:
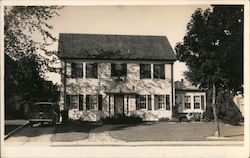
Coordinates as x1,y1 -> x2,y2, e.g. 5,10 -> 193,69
114,94 -> 124,115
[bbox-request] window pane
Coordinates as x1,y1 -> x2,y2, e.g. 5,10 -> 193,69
153,64 -> 165,79
111,63 -> 127,77
86,63 -> 98,78
70,95 -> 79,109
139,95 -> 147,109
71,63 -> 83,78
86,95 -> 98,110
154,95 -> 165,110
194,96 -> 200,109
184,96 -> 191,109
140,64 -> 151,79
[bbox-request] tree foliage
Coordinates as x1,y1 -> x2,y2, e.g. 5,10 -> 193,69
4,6 -> 62,118
175,5 -> 243,94
4,6 -> 62,60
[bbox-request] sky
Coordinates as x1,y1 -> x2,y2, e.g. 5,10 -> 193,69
44,5 -> 211,84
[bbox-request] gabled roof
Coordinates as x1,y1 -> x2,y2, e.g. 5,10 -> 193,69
58,33 -> 176,62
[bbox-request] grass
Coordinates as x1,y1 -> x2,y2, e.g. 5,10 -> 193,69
109,122 -> 244,142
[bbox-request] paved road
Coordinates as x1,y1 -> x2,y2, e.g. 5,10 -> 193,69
4,122 -> 244,147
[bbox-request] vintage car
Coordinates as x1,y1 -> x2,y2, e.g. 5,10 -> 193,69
29,102 -> 59,127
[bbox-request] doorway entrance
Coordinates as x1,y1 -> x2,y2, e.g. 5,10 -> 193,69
114,94 -> 124,115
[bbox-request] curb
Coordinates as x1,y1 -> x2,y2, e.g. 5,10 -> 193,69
4,122 -> 30,140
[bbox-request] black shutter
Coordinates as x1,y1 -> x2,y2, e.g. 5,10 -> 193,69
166,95 -> 170,110
98,95 -> 102,110
201,95 -> 205,110
135,95 -> 139,110
71,63 -> 76,78
79,95 -> 83,110
66,95 -> 70,108
123,64 -> 127,76
111,63 -> 115,77
154,95 -> 159,110
161,64 -> 165,79
86,95 -> 90,110
94,63 -> 98,78
148,95 -> 152,110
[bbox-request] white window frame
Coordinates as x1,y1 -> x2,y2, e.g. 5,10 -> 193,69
86,95 -> 98,110
155,95 -> 166,110
136,95 -> 152,110
67,95 -> 79,110
194,95 -> 201,109
184,95 -> 191,109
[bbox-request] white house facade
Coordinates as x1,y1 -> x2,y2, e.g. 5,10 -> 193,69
175,80 -> 206,116
58,33 -> 176,121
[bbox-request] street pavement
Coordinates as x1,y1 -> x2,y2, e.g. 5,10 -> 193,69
4,122 -> 244,147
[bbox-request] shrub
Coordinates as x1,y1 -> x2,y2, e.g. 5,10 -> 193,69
159,117 -> 170,122
101,114 -> 143,124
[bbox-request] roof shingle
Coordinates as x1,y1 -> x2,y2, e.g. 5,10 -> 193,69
58,33 -> 176,62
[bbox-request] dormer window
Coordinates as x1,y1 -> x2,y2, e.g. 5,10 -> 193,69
111,63 -> 127,77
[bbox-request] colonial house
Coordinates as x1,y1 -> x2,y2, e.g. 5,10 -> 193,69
175,79 -> 206,117
58,33 -> 176,121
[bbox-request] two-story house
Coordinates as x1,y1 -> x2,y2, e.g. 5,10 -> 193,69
58,33 -> 176,121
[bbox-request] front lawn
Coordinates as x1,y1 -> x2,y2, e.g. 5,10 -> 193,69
109,122 -> 244,141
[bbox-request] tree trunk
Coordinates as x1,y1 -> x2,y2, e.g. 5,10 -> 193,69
212,84 -> 220,137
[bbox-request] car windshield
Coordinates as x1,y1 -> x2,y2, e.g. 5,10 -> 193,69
33,103 -> 53,112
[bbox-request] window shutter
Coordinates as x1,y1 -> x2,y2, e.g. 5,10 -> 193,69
79,95 -> 83,110
154,95 -> 159,110
94,63 -> 98,78
201,95 -> 205,110
98,95 -> 102,110
86,95 -> 90,110
123,64 -> 127,76
66,95 -> 70,108
166,95 -> 170,110
148,95 -> 152,110
71,63 -> 76,78
135,95 -> 139,110
111,63 -> 115,77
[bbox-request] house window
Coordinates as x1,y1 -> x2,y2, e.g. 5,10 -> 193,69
136,95 -> 152,110
111,63 -> 127,77
71,63 -> 83,78
194,96 -> 201,109
154,95 -> 166,110
184,96 -> 191,109
86,63 -> 98,78
66,94 -> 83,110
140,64 -> 151,79
86,95 -> 102,110
153,64 -> 165,79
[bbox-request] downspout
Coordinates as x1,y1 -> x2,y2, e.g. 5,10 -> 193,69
171,63 -> 174,118
63,60 -> 67,110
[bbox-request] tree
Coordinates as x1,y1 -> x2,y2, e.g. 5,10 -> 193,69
4,6 -> 63,76
175,6 -> 243,137
4,6 -> 62,118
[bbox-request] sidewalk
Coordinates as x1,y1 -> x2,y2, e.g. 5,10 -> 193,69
50,124 -> 243,147
5,119 -> 30,139
5,119 -> 29,126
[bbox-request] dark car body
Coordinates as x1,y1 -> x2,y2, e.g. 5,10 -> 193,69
29,102 -> 59,126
